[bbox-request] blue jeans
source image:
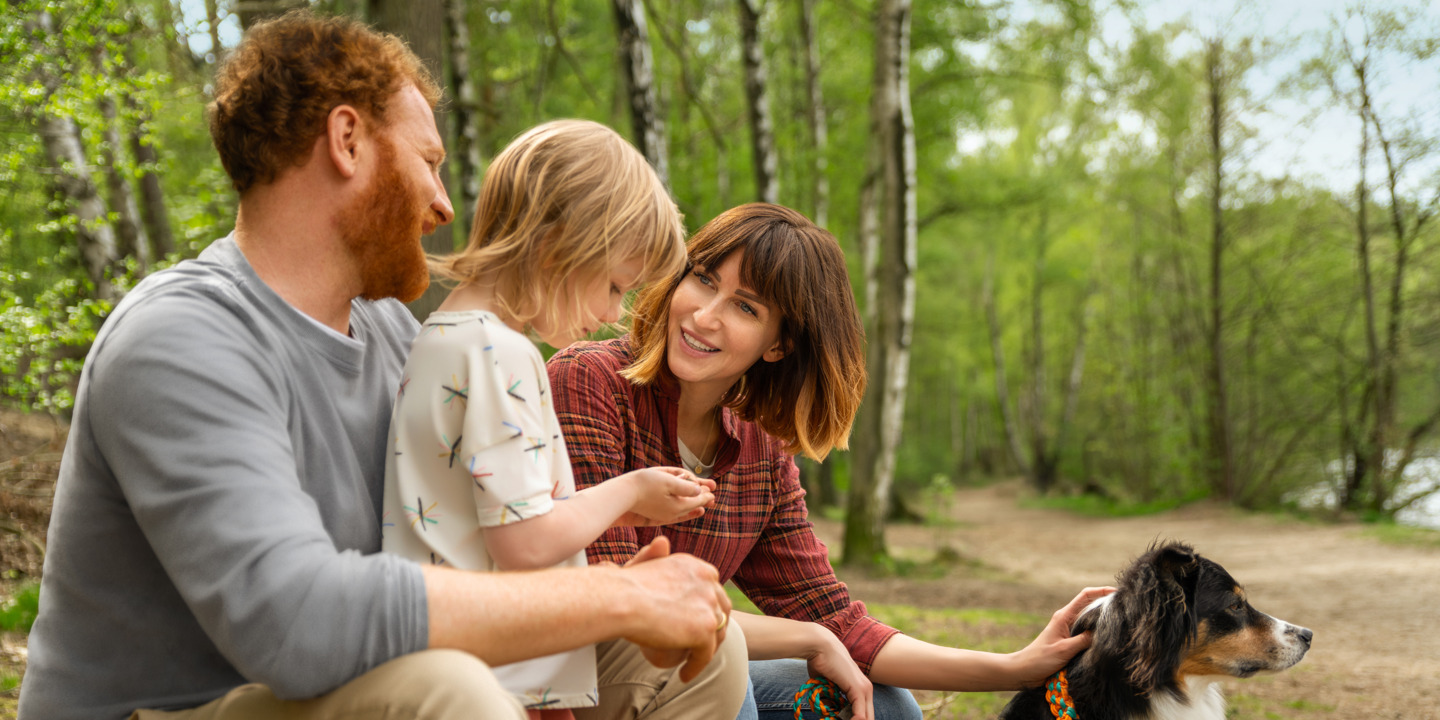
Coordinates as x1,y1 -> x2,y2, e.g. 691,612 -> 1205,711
736,659 -> 923,720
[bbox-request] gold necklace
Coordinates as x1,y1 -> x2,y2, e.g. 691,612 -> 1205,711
689,414 -> 720,476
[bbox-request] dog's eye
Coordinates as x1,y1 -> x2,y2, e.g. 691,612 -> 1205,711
1229,600 -> 1244,613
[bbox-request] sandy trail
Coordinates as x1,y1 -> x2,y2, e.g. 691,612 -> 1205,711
811,482 -> 1440,719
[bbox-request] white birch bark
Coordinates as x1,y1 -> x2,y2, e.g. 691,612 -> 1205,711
611,0 -> 669,188
844,0 -> 915,564
737,0 -> 777,203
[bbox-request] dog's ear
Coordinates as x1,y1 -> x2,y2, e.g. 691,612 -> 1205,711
1125,543 -> 1200,694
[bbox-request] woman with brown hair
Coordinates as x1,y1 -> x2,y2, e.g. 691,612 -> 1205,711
548,203 -> 1109,720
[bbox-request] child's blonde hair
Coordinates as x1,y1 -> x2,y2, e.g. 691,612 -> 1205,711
432,119 -> 685,339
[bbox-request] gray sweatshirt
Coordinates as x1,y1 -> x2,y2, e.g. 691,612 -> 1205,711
19,237 -> 429,720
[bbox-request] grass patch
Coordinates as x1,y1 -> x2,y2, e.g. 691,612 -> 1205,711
869,603 -> 1041,718
1022,488 -> 1208,518
722,587 -> 1047,718
0,582 -> 38,633
724,583 -> 760,615
1359,521 -> 1440,548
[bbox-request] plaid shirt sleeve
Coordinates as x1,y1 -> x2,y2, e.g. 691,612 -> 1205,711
730,453 -> 900,672
546,343 -> 642,566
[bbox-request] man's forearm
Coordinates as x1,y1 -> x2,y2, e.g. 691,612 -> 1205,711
422,563 -> 636,666
422,541 -> 731,673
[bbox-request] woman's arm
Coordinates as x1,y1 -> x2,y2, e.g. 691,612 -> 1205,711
732,612 -> 876,720
866,586 -> 1114,691
731,456 -> 898,671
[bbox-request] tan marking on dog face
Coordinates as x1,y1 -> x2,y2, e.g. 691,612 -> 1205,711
1177,614 -> 1281,680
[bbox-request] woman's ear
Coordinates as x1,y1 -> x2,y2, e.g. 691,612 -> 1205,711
762,336 -> 791,363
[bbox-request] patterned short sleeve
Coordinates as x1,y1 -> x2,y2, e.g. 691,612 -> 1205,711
460,327 -> 561,526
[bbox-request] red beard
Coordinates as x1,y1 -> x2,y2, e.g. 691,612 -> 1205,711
338,135 -> 433,303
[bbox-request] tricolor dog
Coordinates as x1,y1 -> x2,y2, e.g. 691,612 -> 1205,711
999,541 -> 1312,720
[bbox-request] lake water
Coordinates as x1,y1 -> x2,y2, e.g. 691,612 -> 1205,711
1302,453 -> 1440,530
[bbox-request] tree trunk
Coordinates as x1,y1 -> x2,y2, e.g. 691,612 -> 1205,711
204,0 -> 224,59
1026,218 -> 1050,492
611,0 -> 669,189
798,0 -> 828,228
368,0 -> 457,322
120,41 -> 176,261
236,0 -> 307,31
1204,40 -> 1235,501
984,259 -> 1030,479
844,0 -> 915,567
24,10 -> 120,303
736,0 -> 777,204
96,51 -> 151,275
127,111 -> 176,260
39,113 -> 121,303
798,457 -> 837,509
1353,58 -> 1383,513
445,0 -> 481,235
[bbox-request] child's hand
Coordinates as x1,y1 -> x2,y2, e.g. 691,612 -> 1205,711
615,466 -> 717,527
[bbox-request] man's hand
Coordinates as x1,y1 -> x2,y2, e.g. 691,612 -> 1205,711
619,536 -> 731,682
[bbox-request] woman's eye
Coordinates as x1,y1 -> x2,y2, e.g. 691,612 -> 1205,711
739,301 -> 757,316
693,271 -> 712,285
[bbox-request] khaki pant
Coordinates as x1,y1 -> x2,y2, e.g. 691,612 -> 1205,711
575,621 -> 748,720
132,625 -> 747,720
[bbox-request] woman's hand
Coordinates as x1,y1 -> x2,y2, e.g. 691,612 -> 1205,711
1007,586 -> 1116,688
614,466 -> 717,527
803,629 -> 875,720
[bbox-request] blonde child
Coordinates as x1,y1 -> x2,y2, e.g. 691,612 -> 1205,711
381,119 -> 712,720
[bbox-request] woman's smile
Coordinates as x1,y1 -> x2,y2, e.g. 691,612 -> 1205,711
680,329 -> 720,353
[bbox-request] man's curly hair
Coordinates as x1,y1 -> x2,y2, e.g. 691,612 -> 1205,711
207,11 -> 442,194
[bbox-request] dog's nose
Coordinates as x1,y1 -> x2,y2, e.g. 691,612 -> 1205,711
1293,626 -> 1313,647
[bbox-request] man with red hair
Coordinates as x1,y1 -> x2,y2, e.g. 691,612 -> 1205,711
20,12 -> 742,720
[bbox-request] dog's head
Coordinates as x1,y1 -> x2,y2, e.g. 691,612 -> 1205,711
1076,541 -> 1312,697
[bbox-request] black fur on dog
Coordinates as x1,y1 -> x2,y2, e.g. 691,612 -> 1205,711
998,541 -> 1312,720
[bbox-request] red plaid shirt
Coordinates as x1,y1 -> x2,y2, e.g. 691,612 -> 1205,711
548,337 -> 900,672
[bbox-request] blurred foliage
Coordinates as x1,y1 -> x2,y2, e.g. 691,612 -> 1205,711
1,0 -> 1438,520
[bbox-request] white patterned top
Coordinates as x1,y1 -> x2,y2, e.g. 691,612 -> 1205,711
381,309 -> 596,710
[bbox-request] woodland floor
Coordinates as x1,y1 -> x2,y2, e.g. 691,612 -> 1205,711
2,408 -> 1438,718
811,482 -> 1440,719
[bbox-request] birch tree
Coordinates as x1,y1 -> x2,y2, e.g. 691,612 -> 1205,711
737,0 -> 777,203
22,7 -> 121,302
844,0 -> 915,565
798,0 -> 827,228
611,0 -> 668,188
445,0 -> 481,232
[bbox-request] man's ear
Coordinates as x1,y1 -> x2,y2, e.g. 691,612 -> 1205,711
325,104 -> 363,179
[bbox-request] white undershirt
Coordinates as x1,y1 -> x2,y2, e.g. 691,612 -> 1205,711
676,437 -> 716,479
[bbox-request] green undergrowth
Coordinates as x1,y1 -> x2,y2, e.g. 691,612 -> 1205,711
1358,521 -> 1440,548
0,582 -> 38,634
1021,487 -> 1210,518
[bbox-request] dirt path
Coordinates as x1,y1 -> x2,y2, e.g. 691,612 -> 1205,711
811,482 -> 1440,720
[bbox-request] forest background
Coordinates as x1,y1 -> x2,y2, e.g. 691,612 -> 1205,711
3,0 -> 1440,569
